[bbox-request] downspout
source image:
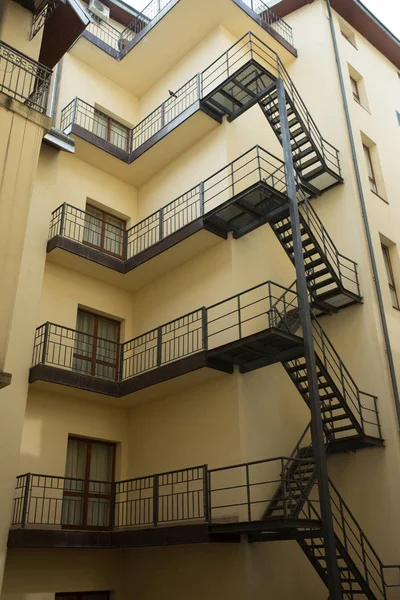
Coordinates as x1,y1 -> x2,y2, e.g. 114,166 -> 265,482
325,0 -> 400,429
49,62 -> 61,121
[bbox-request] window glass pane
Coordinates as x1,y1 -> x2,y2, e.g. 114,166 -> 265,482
104,215 -> 124,256
65,438 -> 87,483
83,207 -> 103,248
92,111 -> 108,140
89,443 -> 113,481
109,121 -> 129,150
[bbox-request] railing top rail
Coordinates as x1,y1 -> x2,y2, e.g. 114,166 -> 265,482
328,477 -> 384,567
20,465 -> 207,487
35,321 -> 120,347
208,455 -> 311,473
0,40 -> 52,75
207,279 -> 296,312
51,203 -> 125,233
123,306 -> 203,347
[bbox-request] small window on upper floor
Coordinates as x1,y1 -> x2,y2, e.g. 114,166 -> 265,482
363,144 -> 378,194
339,20 -> 357,48
396,110 -> 400,125
350,77 -> 360,104
83,203 -> 126,258
361,132 -> 386,201
348,65 -> 369,111
381,243 -> 400,310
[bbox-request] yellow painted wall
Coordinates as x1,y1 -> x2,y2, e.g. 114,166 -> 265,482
1,0 -> 42,61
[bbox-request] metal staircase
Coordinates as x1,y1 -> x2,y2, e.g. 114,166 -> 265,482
273,287 -> 382,449
200,33 -> 342,194
270,195 -> 361,312
263,425 -> 392,599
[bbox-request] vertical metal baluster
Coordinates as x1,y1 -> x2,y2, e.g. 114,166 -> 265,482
153,475 -> 159,527
199,181 -> 205,216
246,465 -> 251,521
21,474 -> 31,528
156,326 -> 163,367
42,323 -> 49,365
237,295 -> 242,339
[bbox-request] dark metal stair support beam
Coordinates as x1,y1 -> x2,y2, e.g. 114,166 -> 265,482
276,77 -> 343,600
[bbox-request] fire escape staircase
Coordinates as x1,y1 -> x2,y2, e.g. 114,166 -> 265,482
201,35 -> 342,195
262,424 -> 388,599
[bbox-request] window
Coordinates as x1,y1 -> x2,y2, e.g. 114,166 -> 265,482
56,592 -> 111,600
92,108 -> 130,151
340,23 -> 357,48
83,204 -> 125,258
62,437 -> 115,530
396,110 -> 400,125
350,77 -> 360,104
73,309 -> 120,380
382,245 -> 399,309
363,144 -> 377,194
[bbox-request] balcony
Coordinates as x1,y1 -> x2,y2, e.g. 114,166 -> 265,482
0,41 -> 52,114
9,457 -> 322,548
61,33 -> 341,193
29,281 -> 306,403
46,146 -> 291,290
60,80 -> 222,185
28,279 -> 381,450
71,0 -> 297,96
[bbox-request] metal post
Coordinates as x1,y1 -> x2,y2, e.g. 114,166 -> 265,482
42,323 -> 49,365
109,481 -> 117,529
276,77 -> 342,600
153,475 -> 159,526
159,207 -> 164,241
203,465 -> 209,522
60,203 -> 66,237
199,181 -> 205,216
21,473 -> 31,528
201,307 -> 208,351
156,326 -> 163,367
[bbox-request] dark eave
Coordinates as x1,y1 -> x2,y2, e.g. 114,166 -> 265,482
273,0 -> 400,69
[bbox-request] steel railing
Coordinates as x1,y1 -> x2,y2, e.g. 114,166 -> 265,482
30,0 -> 59,39
31,280 -> 380,441
200,33 -> 340,177
48,145 -> 287,258
83,0 -> 293,53
86,20 -> 122,52
60,33 -> 338,180
0,41 -> 52,114
11,457 -> 316,530
303,478 -> 400,599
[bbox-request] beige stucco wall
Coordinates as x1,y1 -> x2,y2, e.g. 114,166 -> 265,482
1,0 -> 400,597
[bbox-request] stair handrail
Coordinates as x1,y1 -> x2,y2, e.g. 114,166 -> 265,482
299,198 -> 360,295
310,315 -> 380,436
275,57 -> 341,177
269,281 -> 299,332
328,478 -> 390,598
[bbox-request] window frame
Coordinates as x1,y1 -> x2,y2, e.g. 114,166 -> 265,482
63,436 -> 116,531
83,204 -> 126,259
382,245 -> 400,310
74,309 -> 121,380
55,592 -> 111,599
363,144 -> 378,194
350,76 -> 360,104
93,108 -> 130,152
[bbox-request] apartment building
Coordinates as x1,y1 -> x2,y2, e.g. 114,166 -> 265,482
0,0 -> 399,597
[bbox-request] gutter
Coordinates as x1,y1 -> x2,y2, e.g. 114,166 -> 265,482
325,0 -> 400,429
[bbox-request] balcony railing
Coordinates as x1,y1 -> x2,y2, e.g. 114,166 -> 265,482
60,33 -> 339,180
0,41 -> 52,114
83,0 -> 294,55
48,145 -> 287,258
31,281 -> 299,381
60,74 -> 199,154
11,457 -> 317,530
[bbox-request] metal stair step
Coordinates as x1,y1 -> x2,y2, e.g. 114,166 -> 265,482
286,363 -> 307,374
320,402 -> 343,412
323,414 -> 350,423
271,115 -> 298,128
291,136 -> 310,149
320,393 -> 338,401
293,146 -> 316,161
329,425 -> 356,433
302,165 -> 326,182
293,372 -> 323,384
273,221 -> 292,235
306,257 -> 325,269
298,155 -> 322,170
306,268 -> 330,282
308,278 -> 335,291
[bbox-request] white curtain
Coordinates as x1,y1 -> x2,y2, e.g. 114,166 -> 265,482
62,438 -> 114,528
73,311 -> 96,375
83,206 -> 103,248
83,206 -> 124,257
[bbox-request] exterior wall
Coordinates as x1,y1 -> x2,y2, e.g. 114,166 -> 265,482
0,0 -> 399,597
1,0 -> 43,61
0,92 -> 50,591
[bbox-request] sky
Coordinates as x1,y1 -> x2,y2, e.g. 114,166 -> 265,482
128,0 -> 400,39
